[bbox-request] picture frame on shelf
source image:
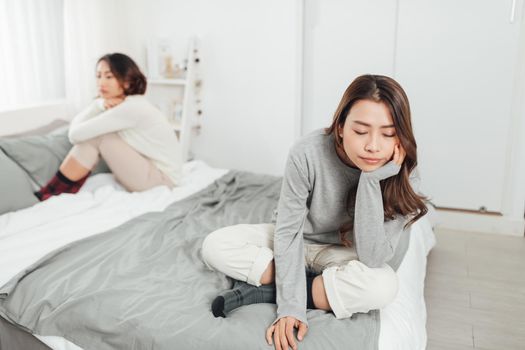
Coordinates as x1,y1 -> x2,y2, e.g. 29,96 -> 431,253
146,39 -> 186,80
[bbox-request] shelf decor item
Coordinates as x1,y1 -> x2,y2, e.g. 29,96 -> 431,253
147,39 -> 187,80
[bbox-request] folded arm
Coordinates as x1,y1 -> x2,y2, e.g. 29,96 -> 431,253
68,98 -> 140,144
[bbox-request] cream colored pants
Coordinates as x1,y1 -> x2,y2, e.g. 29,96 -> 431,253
202,223 -> 399,319
69,133 -> 173,192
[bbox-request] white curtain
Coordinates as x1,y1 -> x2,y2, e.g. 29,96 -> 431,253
0,0 -> 65,110
0,0 -> 126,113
63,0 -> 126,114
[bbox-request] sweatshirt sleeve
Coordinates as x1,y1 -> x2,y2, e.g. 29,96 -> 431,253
68,98 -> 141,144
273,147 -> 311,326
353,162 -> 420,268
69,99 -> 104,129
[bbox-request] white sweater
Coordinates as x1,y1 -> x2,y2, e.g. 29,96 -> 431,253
68,95 -> 182,185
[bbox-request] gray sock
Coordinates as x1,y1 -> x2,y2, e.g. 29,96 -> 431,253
211,280 -> 276,318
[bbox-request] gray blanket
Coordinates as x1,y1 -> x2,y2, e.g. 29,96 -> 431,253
0,171 -> 409,350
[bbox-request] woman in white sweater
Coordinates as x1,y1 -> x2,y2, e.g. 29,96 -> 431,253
35,53 -> 182,200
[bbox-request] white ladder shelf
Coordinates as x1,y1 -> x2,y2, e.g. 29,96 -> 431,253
147,37 -> 201,163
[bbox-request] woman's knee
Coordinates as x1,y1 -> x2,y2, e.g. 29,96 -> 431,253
97,132 -> 120,147
326,262 -> 399,317
201,226 -> 238,271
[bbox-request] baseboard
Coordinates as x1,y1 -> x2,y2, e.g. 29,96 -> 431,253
434,209 -> 525,236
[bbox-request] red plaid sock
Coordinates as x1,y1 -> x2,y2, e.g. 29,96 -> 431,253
35,170 -> 90,201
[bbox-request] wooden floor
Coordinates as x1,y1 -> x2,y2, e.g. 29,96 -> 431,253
425,228 -> 525,350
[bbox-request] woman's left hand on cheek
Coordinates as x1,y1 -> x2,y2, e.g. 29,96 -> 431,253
361,144 -> 404,181
393,143 -> 406,166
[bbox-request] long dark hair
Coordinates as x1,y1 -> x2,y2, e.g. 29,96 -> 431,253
326,74 -> 427,245
97,53 -> 147,95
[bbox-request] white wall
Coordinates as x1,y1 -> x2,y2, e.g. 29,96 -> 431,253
1,0 -> 300,175
302,0 -> 398,134
300,0 -> 525,236
3,1 -> 523,234
117,0 -> 300,176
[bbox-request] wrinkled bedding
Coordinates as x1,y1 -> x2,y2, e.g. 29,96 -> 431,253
0,171 -> 398,350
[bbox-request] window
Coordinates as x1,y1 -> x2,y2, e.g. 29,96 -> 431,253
0,0 -> 65,110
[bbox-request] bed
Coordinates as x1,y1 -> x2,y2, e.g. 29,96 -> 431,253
0,157 -> 436,350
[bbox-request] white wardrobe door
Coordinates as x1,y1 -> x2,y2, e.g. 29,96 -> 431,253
302,0 -> 398,135
395,0 -> 522,212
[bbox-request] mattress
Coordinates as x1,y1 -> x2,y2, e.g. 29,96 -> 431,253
0,162 -> 435,350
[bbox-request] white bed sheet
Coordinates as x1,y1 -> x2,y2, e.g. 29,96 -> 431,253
0,160 -> 227,289
379,216 -> 436,350
0,163 -> 435,350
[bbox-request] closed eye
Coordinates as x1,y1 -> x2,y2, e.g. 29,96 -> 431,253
353,130 -> 396,138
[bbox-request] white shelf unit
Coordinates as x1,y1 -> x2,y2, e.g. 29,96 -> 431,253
148,78 -> 187,86
147,37 -> 201,163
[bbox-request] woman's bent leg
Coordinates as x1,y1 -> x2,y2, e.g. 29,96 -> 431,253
34,141 -> 99,200
201,223 -> 276,317
202,223 -> 275,286
59,154 -> 92,181
96,133 -> 173,191
322,261 -> 399,319
306,244 -> 398,318
67,139 -> 101,174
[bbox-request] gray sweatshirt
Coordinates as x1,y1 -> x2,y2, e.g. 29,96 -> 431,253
273,129 -> 420,325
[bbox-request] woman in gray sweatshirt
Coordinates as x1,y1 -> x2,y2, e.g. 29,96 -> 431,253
202,74 -> 428,350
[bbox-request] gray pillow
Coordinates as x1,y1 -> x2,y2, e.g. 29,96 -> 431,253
0,150 -> 39,214
0,129 -> 110,187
